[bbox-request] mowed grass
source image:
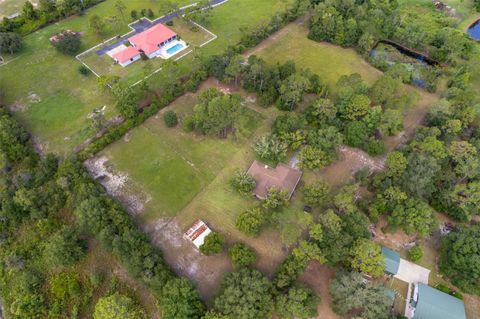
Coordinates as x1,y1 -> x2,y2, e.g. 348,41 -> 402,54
99,87 -> 261,220
0,0 -> 294,155
201,0 -> 295,54
80,18 -> 214,86
249,23 -> 381,89
0,0 -> 195,155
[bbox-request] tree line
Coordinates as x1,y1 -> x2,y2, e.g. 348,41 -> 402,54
0,0 -> 104,36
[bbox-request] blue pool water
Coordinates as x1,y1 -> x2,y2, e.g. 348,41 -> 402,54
167,43 -> 185,55
467,19 -> 480,41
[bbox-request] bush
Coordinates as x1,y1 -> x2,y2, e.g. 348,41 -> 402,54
53,33 -> 81,55
230,170 -> 256,195
366,138 -> 385,156
408,245 -> 423,262
182,116 -> 195,132
235,208 -> 266,236
163,110 -> 178,127
228,243 -> 257,268
200,232 -> 225,255
78,65 -> 90,76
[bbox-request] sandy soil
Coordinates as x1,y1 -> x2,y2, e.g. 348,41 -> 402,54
298,262 -> 343,319
143,217 -> 233,301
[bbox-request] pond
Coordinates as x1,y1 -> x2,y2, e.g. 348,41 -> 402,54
369,41 -> 441,92
467,19 -> 480,41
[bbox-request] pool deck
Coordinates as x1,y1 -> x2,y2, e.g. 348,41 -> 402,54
95,0 -> 228,56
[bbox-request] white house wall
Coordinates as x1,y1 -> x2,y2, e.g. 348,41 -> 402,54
119,54 -> 141,67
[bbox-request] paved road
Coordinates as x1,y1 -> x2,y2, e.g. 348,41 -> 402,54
96,0 -> 227,56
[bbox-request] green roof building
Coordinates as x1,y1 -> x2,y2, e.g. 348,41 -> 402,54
412,283 -> 466,319
381,246 -> 400,275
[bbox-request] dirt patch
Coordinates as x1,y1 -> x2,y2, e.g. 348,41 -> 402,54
84,156 -> 148,215
143,218 -> 233,301
8,101 -> 26,113
27,91 -> 41,103
298,262 -> 342,319
320,146 -> 385,189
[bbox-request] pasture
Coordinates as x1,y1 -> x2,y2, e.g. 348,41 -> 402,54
0,0 -> 292,155
247,23 -> 381,89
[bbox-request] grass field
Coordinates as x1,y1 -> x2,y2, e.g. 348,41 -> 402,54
248,23 -> 381,89
1,0 -> 291,156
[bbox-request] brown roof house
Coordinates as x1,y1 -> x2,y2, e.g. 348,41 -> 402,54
247,160 -> 302,200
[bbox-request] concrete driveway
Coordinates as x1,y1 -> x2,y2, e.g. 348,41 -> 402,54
395,258 -> 430,284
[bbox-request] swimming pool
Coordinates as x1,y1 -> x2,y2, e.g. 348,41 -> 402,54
467,19 -> 480,41
167,43 -> 185,55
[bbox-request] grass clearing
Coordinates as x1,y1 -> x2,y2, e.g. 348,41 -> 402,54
1,0 -> 295,155
247,23 -> 381,89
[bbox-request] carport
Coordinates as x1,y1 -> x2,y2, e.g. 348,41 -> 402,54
395,258 -> 430,284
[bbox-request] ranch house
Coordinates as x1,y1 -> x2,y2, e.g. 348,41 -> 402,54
247,160 -> 302,200
110,23 -> 187,67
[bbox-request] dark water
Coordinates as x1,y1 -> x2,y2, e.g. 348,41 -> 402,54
468,19 -> 480,41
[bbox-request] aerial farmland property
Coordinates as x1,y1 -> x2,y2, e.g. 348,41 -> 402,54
1,0 -> 480,318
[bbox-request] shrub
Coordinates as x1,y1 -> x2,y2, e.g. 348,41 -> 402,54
302,181 -> 330,207
228,243 -> 257,268
182,116 -> 195,132
163,110 -> 178,127
53,33 -> 81,55
130,10 -> 138,20
78,65 -> 90,76
408,245 -> 423,262
366,138 -> 385,156
93,293 -> 146,319
200,232 -> 225,255
235,208 -> 266,236
230,170 -> 256,195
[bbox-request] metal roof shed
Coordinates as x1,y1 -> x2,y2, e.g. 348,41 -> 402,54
412,283 -> 466,319
381,246 -> 400,275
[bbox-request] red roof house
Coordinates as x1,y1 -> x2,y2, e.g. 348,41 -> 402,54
111,46 -> 141,65
129,24 -> 177,56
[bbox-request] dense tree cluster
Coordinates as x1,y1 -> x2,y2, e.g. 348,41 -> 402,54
440,225 -> 480,294
193,88 -> 243,137
0,0 -> 104,35
0,32 -> 23,54
330,271 -> 393,319
213,268 -> 273,319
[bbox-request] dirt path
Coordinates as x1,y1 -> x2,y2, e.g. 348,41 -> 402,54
298,262 -> 343,319
243,14 -> 310,58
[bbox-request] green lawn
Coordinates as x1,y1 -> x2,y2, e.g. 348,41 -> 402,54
98,87 -> 260,220
250,23 -> 381,89
0,0 -> 294,156
80,18 -> 214,86
0,0 -> 29,18
1,0 -> 199,155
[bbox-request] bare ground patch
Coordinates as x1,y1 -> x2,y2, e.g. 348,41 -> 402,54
320,146 -> 385,189
298,262 -> 342,319
84,156 -> 150,215
143,218 -> 233,301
